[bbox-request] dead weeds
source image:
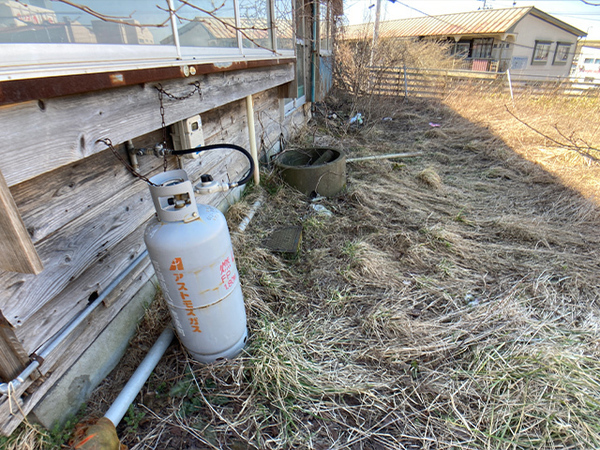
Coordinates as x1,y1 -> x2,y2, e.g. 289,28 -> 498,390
13,92 -> 600,449
444,90 -> 600,203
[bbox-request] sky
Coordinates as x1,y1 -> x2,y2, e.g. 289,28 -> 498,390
344,0 -> 600,40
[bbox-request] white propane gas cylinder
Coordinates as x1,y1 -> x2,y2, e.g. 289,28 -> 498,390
144,169 -> 247,363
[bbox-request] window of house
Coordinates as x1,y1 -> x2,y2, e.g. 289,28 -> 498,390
584,58 -> 595,64
319,0 -> 332,54
0,0 -> 295,81
452,42 -> 470,58
471,38 -> 493,59
532,41 -> 551,64
238,0 -> 274,49
595,59 -> 600,64
275,0 -> 294,50
284,0 -> 308,114
553,42 -> 571,65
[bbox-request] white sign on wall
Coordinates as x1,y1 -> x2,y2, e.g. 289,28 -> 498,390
511,57 -> 528,70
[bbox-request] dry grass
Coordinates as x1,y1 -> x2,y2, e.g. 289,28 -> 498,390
443,89 -> 600,204
9,92 -> 600,449
416,167 -> 443,190
117,93 -> 597,449
0,426 -> 48,449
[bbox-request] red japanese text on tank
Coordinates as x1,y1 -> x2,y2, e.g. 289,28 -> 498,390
219,255 -> 237,290
169,257 -> 201,333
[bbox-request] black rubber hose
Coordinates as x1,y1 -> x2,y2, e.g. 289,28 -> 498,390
171,143 -> 255,187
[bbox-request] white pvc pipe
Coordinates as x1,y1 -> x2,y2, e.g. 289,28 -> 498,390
347,152 -> 423,163
104,327 -> 174,427
245,95 -> 260,185
237,195 -> 264,233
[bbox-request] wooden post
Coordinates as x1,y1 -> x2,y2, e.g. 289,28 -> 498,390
404,63 -> 408,98
0,169 -> 43,274
369,0 -> 382,68
0,323 -> 30,382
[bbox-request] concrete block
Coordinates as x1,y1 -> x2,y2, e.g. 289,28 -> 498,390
30,278 -> 157,429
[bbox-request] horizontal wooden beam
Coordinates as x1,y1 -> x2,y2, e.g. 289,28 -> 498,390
0,64 -> 295,188
0,58 -> 295,107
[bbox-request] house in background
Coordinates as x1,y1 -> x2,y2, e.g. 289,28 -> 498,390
345,6 -> 586,77
0,0 -> 339,437
571,46 -> 600,84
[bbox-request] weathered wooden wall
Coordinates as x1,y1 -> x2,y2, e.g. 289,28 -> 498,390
0,64 -> 294,187
0,63 -> 307,435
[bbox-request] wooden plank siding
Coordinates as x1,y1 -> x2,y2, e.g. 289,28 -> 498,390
1,66 -> 294,330
4,117 -> 249,355
0,71 -> 307,435
0,257 -> 156,436
0,64 -> 294,188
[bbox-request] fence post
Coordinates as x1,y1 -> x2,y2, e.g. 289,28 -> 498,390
404,63 -> 408,98
507,69 -> 514,104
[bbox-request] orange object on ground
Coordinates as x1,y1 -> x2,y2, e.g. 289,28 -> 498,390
70,417 -> 126,450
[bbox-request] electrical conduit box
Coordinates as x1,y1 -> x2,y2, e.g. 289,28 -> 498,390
171,114 -> 204,159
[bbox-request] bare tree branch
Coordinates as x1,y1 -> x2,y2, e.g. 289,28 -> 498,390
505,105 -> 600,163
156,1 -> 222,18
177,0 -> 277,53
50,0 -> 170,28
580,0 -> 600,6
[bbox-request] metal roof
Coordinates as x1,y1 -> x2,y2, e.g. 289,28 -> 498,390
174,17 -> 293,41
345,7 -> 587,40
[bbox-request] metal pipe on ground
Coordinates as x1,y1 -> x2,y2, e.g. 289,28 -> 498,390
103,327 -> 174,427
70,327 -> 174,449
346,152 -> 423,163
0,250 -> 149,396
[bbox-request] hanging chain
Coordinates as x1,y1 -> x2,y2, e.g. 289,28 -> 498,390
98,83 -> 202,184
156,81 -> 201,101
157,88 -> 168,172
98,138 -> 159,186
156,81 -> 202,172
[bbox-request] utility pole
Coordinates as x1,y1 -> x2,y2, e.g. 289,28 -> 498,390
369,0 -> 382,67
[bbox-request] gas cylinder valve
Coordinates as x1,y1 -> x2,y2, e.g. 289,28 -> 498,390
137,143 -> 167,158
168,193 -> 191,209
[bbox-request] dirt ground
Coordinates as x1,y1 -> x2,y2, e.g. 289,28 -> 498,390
67,93 -> 600,450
